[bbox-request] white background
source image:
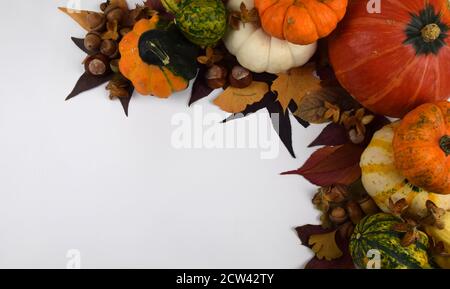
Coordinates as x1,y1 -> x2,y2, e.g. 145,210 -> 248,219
0,0 -> 323,268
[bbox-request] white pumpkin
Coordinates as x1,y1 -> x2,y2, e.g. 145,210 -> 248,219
223,0 -> 317,74
360,123 -> 450,217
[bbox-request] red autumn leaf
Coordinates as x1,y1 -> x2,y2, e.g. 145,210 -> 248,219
296,224 -> 355,269
308,122 -> 348,147
282,143 -> 364,186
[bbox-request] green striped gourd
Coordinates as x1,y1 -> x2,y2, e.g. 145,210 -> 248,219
360,123 -> 450,217
350,213 -> 431,269
161,0 -> 227,47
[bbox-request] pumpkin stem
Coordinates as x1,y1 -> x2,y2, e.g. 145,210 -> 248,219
160,0 -> 181,14
147,41 -> 170,66
421,23 -> 441,43
439,135 -> 450,156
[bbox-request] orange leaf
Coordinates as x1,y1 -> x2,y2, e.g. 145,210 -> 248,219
271,63 -> 321,112
213,82 -> 268,113
58,7 -> 102,31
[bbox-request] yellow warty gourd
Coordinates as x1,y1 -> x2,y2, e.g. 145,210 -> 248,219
360,123 -> 450,217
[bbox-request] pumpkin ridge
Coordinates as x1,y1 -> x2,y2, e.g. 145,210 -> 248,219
319,0 -> 341,22
333,43 -> 404,76
406,55 -> 431,107
301,0 -> 336,37
256,0 -> 282,15
364,55 -> 419,106
159,66 -> 175,92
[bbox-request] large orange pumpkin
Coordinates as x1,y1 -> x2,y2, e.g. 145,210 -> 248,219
255,0 -> 348,45
119,16 -> 192,98
329,0 -> 450,118
393,101 -> 450,195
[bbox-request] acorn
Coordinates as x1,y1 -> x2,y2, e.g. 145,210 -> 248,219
86,12 -> 106,32
100,39 -> 118,58
206,65 -> 227,89
105,5 -> 125,23
84,54 -> 110,76
329,207 -> 348,225
358,196 -> 380,215
84,32 -> 102,52
346,201 -> 364,225
100,2 -> 108,12
229,65 -> 252,88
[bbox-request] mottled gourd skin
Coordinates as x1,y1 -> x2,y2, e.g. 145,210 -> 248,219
360,123 -> 450,217
350,213 -> 431,269
393,101 -> 450,195
175,0 -> 227,47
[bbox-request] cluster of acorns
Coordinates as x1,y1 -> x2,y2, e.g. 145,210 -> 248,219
313,184 -> 380,237
205,64 -> 254,89
82,1 -> 154,77
199,47 -> 255,90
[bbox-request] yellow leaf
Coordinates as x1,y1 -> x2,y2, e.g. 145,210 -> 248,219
308,230 -> 343,261
58,7 -> 102,31
213,82 -> 269,113
271,63 -> 321,112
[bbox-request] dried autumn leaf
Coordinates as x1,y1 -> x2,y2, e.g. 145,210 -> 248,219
197,47 -> 224,67
71,37 -> 93,55
58,7 -> 102,31
388,198 -> 409,218
293,87 -> 337,124
213,81 -> 268,113
308,123 -> 348,147
296,224 -> 355,269
240,2 -> 259,24
282,143 -> 364,186
267,101 -> 295,158
271,64 -> 321,112
106,74 -> 132,99
103,21 -> 119,40
309,230 -> 343,260
189,66 -> 214,106
66,72 -> 113,101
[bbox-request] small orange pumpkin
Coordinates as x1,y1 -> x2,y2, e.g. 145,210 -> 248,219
393,101 -> 450,195
254,0 -> 348,45
119,16 -> 189,98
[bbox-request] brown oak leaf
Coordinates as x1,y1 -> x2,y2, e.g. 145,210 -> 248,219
213,82 -> 268,113
282,143 -> 364,186
271,64 -> 321,112
296,224 -> 355,269
309,230 -> 343,260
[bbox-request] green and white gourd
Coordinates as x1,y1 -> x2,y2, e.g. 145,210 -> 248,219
350,213 -> 431,269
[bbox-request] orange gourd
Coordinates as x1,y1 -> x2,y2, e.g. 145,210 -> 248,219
119,16 -> 189,98
393,101 -> 450,195
254,0 -> 348,45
